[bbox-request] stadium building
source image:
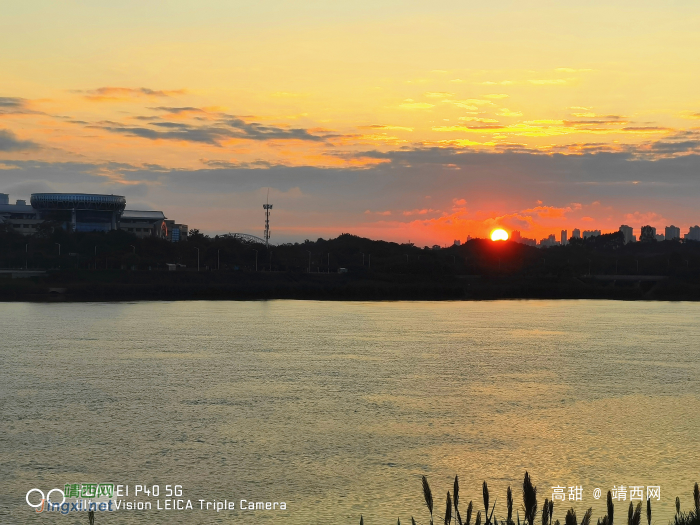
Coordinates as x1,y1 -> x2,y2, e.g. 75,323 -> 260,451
0,192 -> 187,241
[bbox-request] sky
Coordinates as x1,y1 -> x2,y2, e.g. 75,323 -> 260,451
1,0 -> 699,245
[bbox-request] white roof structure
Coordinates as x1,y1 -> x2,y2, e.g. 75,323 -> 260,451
121,210 -> 166,220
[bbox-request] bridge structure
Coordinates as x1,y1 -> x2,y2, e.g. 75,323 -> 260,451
225,233 -> 269,245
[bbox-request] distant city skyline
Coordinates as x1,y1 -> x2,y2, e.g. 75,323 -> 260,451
503,223 -> 700,248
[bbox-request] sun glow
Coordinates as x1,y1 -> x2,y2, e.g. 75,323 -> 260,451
491,229 -> 509,241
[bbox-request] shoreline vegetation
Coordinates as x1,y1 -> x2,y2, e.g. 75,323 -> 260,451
360,473 -> 700,525
3,229 -> 700,301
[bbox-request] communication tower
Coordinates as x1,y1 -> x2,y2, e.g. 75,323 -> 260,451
263,190 -> 272,248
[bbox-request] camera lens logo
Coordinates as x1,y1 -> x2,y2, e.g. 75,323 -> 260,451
26,488 -> 65,512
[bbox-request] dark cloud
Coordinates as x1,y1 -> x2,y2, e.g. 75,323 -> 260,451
643,140 -> 700,155
564,120 -> 627,126
0,97 -> 25,108
95,124 -> 233,145
0,159 -> 143,172
622,126 -> 670,131
3,149 -> 700,242
149,106 -> 206,114
93,117 -> 333,145
0,97 -> 41,116
76,87 -> 186,100
0,129 -> 39,151
201,159 -> 281,169
151,122 -> 191,129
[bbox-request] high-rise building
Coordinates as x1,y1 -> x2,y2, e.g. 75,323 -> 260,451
685,226 -> 700,241
539,234 -> 558,247
572,228 -> 581,240
511,230 -> 537,246
583,230 -> 601,239
453,239 -> 461,246
560,230 -> 568,246
619,225 -> 634,244
665,225 -> 681,240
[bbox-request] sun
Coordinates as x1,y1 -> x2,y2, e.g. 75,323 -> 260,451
491,229 -> 509,241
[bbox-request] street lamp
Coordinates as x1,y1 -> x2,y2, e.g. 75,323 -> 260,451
25,244 -> 28,270
306,250 -> 311,273
360,252 -> 365,266
194,247 -> 200,271
218,249 -> 220,271
253,249 -> 258,271
55,243 -> 61,256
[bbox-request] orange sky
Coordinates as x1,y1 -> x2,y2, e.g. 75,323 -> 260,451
1,1 -> 699,244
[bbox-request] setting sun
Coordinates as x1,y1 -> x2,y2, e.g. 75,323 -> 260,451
491,229 -> 509,241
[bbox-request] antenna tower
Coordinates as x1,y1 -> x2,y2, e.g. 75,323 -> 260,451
263,189 -> 273,248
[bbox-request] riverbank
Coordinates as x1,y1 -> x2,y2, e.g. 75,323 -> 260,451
2,270 -> 700,301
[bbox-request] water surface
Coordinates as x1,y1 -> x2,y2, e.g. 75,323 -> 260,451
1,300 -> 699,524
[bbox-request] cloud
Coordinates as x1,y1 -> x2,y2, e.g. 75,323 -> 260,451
92,116 -> 336,145
563,119 -> 627,126
497,108 -> 523,117
424,92 -> 455,98
0,97 -> 42,116
484,94 -> 509,99
0,97 -> 24,108
555,68 -> 592,73
635,129 -> 700,156
456,117 -> 500,123
402,208 -> 436,216
399,100 -> 435,109
0,129 -> 39,151
150,106 -> 207,114
359,125 -> 414,132
481,81 -> 514,85
446,102 -> 478,110
445,99 -> 495,110
78,87 -> 186,101
201,159 -> 280,169
3,148 -> 700,243
622,211 -> 665,224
